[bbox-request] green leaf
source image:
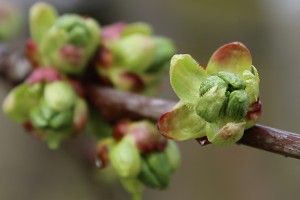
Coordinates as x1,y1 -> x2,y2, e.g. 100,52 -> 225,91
30,2 -> 58,44
170,54 -> 207,105
206,42 -> 252,76
206,122 -> 245,145
158,102 -> 207,140
242,65 -> 260,104
3,83 -> 43,122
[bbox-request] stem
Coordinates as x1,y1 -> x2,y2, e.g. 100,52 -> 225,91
88,86 -> 300,159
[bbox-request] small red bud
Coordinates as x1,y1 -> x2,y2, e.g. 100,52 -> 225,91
113,119 -> 131,141
25,68 -> 62,84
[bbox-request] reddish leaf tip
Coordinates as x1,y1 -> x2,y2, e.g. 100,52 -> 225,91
213,42 -> 252,64
157,111 -> 176,140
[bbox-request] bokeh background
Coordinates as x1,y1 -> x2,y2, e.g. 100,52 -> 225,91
1,0 -> 300,199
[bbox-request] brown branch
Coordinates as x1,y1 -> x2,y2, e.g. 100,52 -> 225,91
88,86 -> 300,159
0,44 -> 31,85
1,44 -> 300,159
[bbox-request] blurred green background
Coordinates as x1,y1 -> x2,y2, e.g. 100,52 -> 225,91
1,0 -> 300,199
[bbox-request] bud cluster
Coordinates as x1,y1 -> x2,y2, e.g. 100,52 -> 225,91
27,2 -> 101,74
3,68 -> 88,149
96,22 -> 175,94
96,120 -> 180,197
196,71 -> 249,123
158,42 -> 261,145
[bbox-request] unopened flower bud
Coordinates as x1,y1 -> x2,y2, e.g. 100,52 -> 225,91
138,152 -> 172,189
147,36 -> 175,72
29,2 -> 101,74
199,76 -> 227,96
159,42 -> 261,145
217,71 -> 245,90
96,138 -> 116,169
124,120 -> 167,154
196,85 -> 228,123
44,81 -> 76,111
165,141 -> 181,172
121,22 -> 153,37
112,34 -> 155,72
225,90 -> 249,122
109,138 -> 141,178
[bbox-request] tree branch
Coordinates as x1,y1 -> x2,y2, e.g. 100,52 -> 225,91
1,44 -> 300,159
88,86 -> 300,159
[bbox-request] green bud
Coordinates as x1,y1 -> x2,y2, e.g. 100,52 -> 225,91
30,98 -> 73,130
30,106 -> 48,128
112,34 -> 155,72
44,81 -> 76,112
225,90 -> 249,122
199,76 -> 227,96
138,158 -> 161,189
110,139 -> 141,178
217,71 -> 245,90
196,85 -> 228,123
3,83 -> 43,122
121,22 -> 153,37
159,42 -> 260,145
165,141 -> 181,172
49,109 -> 73,129
38,14 -> 101,74
29,2 -> 58,44
146,36 -> 176,73
138,152 -> 172,189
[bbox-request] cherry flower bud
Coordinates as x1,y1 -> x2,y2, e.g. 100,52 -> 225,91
109,138 -> 141,178
112,34 -> 155,73
29,2 -> 101,74
159,42 -> 261,145
138,152 -> 172,189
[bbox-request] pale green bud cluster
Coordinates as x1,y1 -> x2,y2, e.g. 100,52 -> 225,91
29,2 -> 101,74
103,120 -> 180,196
196,71 -> 249,123
3,80 -> 88,149
98,22 -> 175,95
137,143 -> 178,189
109,139 -> 180,190
159,42 -> 261,146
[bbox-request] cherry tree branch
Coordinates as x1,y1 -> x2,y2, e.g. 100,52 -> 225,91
88,86 -> 300,159
1,44 -> 300,159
